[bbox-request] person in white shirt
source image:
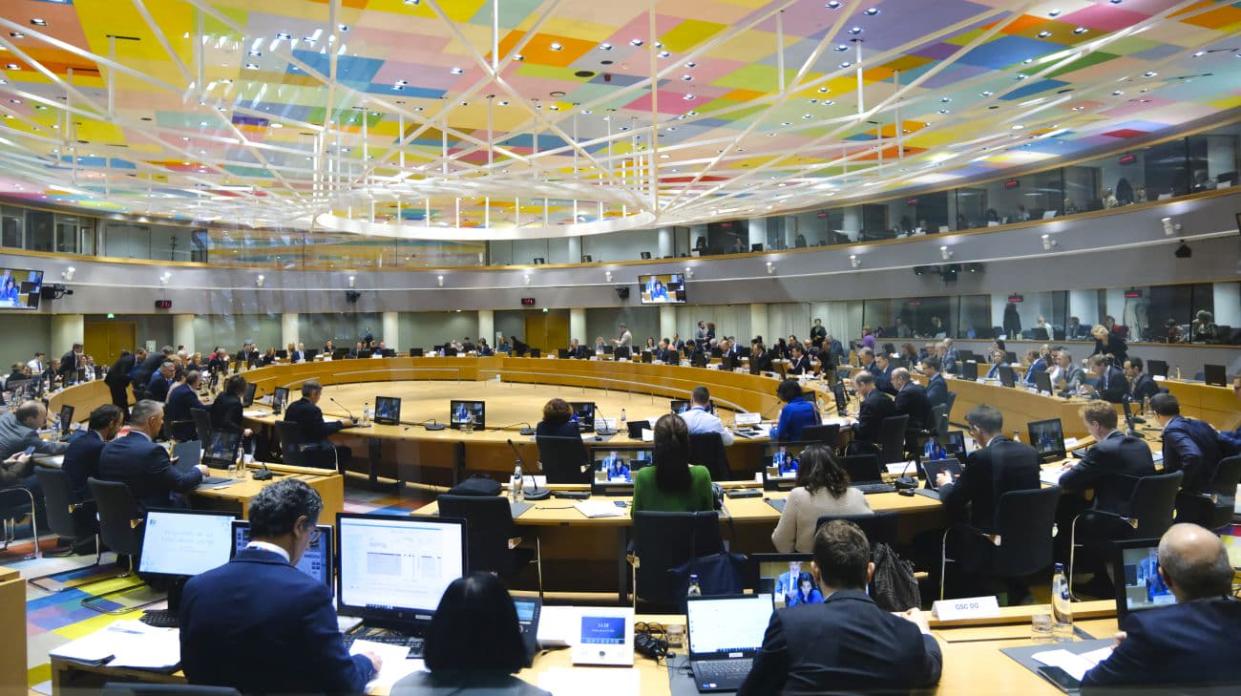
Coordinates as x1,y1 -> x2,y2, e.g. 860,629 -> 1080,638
26,352 -> 46,375
677,386 -> 734,446
614,323 -> 633,349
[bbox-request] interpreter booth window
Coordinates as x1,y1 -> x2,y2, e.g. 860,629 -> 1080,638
1132,283 -> 1221,343
862,297 -> 954,342
991,292 -> 1066,341
1186,124 -> 1239,191
883,190 -> 950,235
957,295 -> 992,339
1,206 -> 24,248
704,220 -> 748,254
25,209 -> 54,252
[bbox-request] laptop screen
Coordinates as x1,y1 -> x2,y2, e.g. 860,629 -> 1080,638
1114,539 -> 1176,618
753,554 -> 815,609
1028,418 -> 1066,462
591,448 -> 653,487
920,458 -> 962,490
941,431 -> 971,460
687,594 -> 774,658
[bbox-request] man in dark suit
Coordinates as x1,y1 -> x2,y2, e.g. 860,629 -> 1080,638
940,339 -> 960,374
180,479 -> 379,693
145,361 -> 175,403
284,380 -> 353,470
131,346 -> 171,401
891,368 -> 932,432
655,339 -> 677,364
567,338 -> 588,359
871,353 -> 897,396
165,370 -> 207,442
1083,523 -> 1241,689
1058,401 -> 1156,516
1124,357 -> 1162,405
98,399 -> 205,510
1022,346 -> 1050,387
105,350 -> 135,415
62,404 -> 124,503
922,356 -> 949,410
1152,393 -> 1221,495
787,345 -> 812,375
210,375 -> 247,435
58,343 -> 83,383
936,405 -> 1041,534
1087,354 -> 1127,403
852,372 -> 895,445
738,520 -> 941,695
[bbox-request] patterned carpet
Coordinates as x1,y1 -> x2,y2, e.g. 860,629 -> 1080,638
4,485 -> 426,693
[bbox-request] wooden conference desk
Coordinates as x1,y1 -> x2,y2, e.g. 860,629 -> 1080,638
188,462 -> 344,521
47,601 -> 1121,696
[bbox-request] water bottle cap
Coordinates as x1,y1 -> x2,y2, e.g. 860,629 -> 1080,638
1054,562 -> 1065,571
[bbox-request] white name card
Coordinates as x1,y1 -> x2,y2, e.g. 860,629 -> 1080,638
932,595 -> 1000,621
1152,375 -> 1166,382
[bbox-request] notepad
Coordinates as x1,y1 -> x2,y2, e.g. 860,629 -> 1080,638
50,620 -> 181,670
1032,646 -> 1113,681
574,500 -> 625,518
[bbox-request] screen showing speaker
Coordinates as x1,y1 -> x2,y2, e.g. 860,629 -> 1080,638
637,273 -> 687,304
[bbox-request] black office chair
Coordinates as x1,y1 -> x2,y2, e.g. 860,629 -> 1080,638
629,511 -> 724,612
944,391 -> 957,423
840,453 -> 882,484
436,494 -> 539,594
931,404 -> 950,442
274,420 -> 310,468
1175,455 -> 1241,530
1068,471 -> 1183,599
800,423 -> 841,449
191,408 -> 213,445
83,478 -> 153,613
26,468 -> 111,591
878,414 -> 910,465
941,486 -> 1061,602
535,435 -> 591,484
815,511 -> 899,548
689,432 -> 731,481
0,482 -> 39,560
103,683 -> 241,696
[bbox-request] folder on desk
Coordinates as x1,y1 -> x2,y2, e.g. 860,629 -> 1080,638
1001,639 -> 1114,692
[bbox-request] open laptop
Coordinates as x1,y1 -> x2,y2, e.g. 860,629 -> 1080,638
752,554 -> 815,609
915,457 -> 963,500
1028,418 -> 1067,463
172,439 -> 234,485
960,361 -> 978,381
762,443 -> 806,492
243,382 -> 257,407
1147,359 -> 1168,378
687,594 -> 773,692
271,386 -> 289,415
1113,538 -> 1175,620
841,454 -> 895,494
58,404 -> 74,439
832,381 -> 849,417
591,447 -> 653,495
202,430 -> 243,470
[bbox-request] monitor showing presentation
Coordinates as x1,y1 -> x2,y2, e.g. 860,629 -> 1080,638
755,555 -> 817,609
336,514 -> 467,626
374,396 -> 402,425
638,273 -> 687,304
449,400 -> 485,430
687,594 -> 774,656
592,448 -> 653,485
1116,540 -> 1176,617
0,268 -> 43,310
138,510 -> 237,578
233,520 -> 332,588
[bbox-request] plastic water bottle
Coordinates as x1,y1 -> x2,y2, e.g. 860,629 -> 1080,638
362,402 -> 373,426
510,461 -> 524,502
1012,431 -> 1022,444
619,408 -> 627,425
1051,563 -> 1073,640
687,573 -> 702,598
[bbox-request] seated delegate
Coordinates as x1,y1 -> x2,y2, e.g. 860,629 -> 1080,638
771,379 -> 820,443
180,480 -> 379,694
392,573 -> 550,696
536,398 -> 580,439
677,386 -> 734,446
631,414 -> 713,514
284,380 -> 354,470
98,400 -> 206,511
771,444 -> 872,554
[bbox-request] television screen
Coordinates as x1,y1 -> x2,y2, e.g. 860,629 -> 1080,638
0,268 -> 43,310
638,273 -> 687,304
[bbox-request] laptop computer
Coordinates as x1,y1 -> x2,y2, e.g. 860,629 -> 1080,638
832,381 -> 848,416
626,420 -> 651,439
243,382 -> 257,407
751,554 -> 815,609
1204,364 -> 1226,387
687,594 -> 773,692
271,386 -> 289,415
915,457 -> 963,500
1112,538 -> 1175,620
568,402 -> 596,432
940,431 -> 972,461
960,361 -> 978,381
202,430 -> 243,470
58,404 -> 74,439
841,454 -> 894,494
173,439 -> 234,485
1028,418 -> 1066,463
761,443 -> 806,492
998,364 -> 1016,388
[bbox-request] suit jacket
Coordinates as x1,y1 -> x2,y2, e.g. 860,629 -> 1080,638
893,383 -> 933,431
132,353 -> 164,393
942,349 -> 960,374
1083,598 -> 1241,689
1095,366 -> 1128,403
1023,357 -> 1048,385
285,397 -> 345,443
98,431 -> 201,510
166,384 -> 206,441
180,548 -> 375,694
62,429 -> 107,502
146,372 -> 172,402
58,351 -> 79,377
749,350 -> 774,374
1129,373 -> 1161,404
737,589 -> 942,695
655,347 -> 677,364
1058,431 -> 1156,515
209,393 -> 244,433
939,436 -> 1041,533
925,374 -> 949,410
772,398 -> 820,443
290,350 -> 304,362
1162,416 -> 1222,494
854,390 -> 896,444
873,364 -> 897,395
1092,335 -> 1128,364
788,355 -> 812,375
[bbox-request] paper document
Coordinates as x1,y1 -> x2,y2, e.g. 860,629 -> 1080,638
574,501 -> 625,518
1032,646 -> 1112,681
50,620 -> 180,670
538,667 -> 640,696
1040,469 -> 1064,486
886,462 -> 917,475
350,639 -> 424,691
537,605 -> 580,647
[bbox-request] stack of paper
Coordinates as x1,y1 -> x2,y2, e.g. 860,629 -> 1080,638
574,501 -> 625,518
1032,646 -> 1113,681
50,620 -> 181,670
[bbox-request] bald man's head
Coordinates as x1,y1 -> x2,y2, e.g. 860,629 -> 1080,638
1158,523 -> 1232,602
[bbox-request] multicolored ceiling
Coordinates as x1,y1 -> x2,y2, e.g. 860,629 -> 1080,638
0,0 -> 1237,238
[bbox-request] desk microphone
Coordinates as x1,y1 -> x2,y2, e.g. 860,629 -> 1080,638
594,406 -> 616,436
509,439 -> 549,501
894,457 -> 919,491
329,397 -> 358,424
424,418 -> 447,431
252,458 -> 274,481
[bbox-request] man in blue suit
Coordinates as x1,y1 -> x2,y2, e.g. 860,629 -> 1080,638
98,400 -> 204,510
164,370 -> 206,442
62,404 -> 124,503
180,479 -> 380,693
1083,523 -> 1241,689
1022,346 -> 1049,387
1151,393 -> 1222,495
872,353 -> 897,396
145,361 -> 175,403
922,356 -> 949,410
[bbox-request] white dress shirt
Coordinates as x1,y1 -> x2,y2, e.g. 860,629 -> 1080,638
678,405 -> 734,446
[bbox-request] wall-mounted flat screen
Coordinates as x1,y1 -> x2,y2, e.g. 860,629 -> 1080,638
0,268 -> 43,309
638,273 -> 687,304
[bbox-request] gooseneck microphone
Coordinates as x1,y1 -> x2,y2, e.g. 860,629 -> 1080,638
328,397 -> 357,424
509,439 -> 550,500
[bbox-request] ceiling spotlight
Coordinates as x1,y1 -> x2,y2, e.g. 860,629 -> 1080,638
1049,9 -> 1062,17
404,0 -> 420,5
1011,124 -> 1025,130
1109,0 -> 1122,4
980,90 -> 994,97
818,86 -> 829,93
766,261 -> 775,275
839,61 -> 851,68
630,38 -> 644,47
599,42 -> 612,51
348,275 -> 356,288
826,1 -> 841,8
683,94 -> 695,101
30,19 -> 47,27
939,245 -> 953,261
9,32 -> 24,39
1144,71 -> 1157,77
513,53 -> 523,61
1073,26 -> 1088,34
244,63 -> 259,70
681,74 -> 693,81
1037,30 -> 1052,38
848,26 -> 863,35
1041,233 -> 1057,251
436,274 -> 444,287
864,8 -> 880,16
849,255 -> 861,269
835,44 -> 849,52
450,66 -> 464,74
1192,50 -> 1205,57
1161,216 -> 1181,236
550,41 -> 563,51
255,274 -> 266,288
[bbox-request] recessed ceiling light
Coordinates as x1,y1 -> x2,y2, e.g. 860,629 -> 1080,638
682,94 -> 695,101
781,121 -> 791,126
834,43 -> 848,52
658,50 -> 670,58
498,99 -> 509,106
1073,26 -> 1088,34
1109,0 -> 1122,4
270,122 -> 283,128
802,113 -> 813,119
681,74 -> 692,81
550,41 -> 563,51
404,0 -> 420,5
818,86 -> 829,93
245,63 -> 259,70
450,66 -> 464,74
1022,57 -> 1034,64
1037,30 -> 1052,39
940,97 -> 951,103
1016,73 -> 1029,80
825,1 -> 841,8
864,7 -> 880,16
30,19 -> 47,27
1011,124 -> 1024,130
1192,50 -> 1205,57
849,26 -> 863,35
8,98 -> 20,104
1048,9 -> 1062,17
513,53 -> 523,61
338,24 -> 349,32
630,38 -> 643,47
980,90 -> 994,97
685,61 -> 696,68
1143,71 -> 1157,77
839,61 -> 851,68
3,63 -> 15,70
938,109 -> 950,114
9,32 -> 24,39
599,42 -> 612,51
1072,105 -> 1085,111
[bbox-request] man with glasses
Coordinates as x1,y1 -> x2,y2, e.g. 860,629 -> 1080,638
179,479 -> 380,693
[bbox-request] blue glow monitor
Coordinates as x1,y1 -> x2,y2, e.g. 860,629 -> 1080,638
752,553 -> 816,609
232,520 -> 333,589
1113,538 -> 1175,619
567,402 -> 596,432
590,447 -> 653,495
638,273 -> 687,304
761,442 -> 808,491
0,268 -> 43,310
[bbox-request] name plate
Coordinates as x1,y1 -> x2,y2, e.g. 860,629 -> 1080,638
1152,375 -> 1166,382
932,595 -> 1000,621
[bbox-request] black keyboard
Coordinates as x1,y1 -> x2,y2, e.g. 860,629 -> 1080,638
693,658 -> 754,690
341,633 -> 424,658
139,610 -> 179,628
852,482 -> 896,495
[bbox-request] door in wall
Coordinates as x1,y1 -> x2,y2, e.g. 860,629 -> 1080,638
84,321 -> 136,367
523,310 -> 569,353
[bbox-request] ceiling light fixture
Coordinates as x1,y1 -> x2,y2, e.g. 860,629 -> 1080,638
30,19 -> 47,27
1073,26 -> 1088,34
450,66 -> 464,74
864,8 -> 880,16
826,1 -> 841,8
630,38 -> 643,47
1037,30 -> 1051,38
550,41 -> 563,51
599,42 -> 612,51
1048,9 -> 1062,17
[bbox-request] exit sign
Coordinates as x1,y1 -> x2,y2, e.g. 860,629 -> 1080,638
154,299 -> 172,309
521,297 -> 536,306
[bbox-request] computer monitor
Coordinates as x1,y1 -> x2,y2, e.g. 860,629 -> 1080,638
1113,538 -> 1175,620
762,442 -> 807,491
687,594 -> 773,657
961,361 -> 978,381
275,349 -> 288,360
671,399 -> 713,415
558,348 -> 571,360
615,347 -> 631,360
374,396 -> 402,426
271,386 -> 289,415
1147,359 -> 1168,378
590,447 -> 654,495
752,554 -> 815,609
58,404 -> 74,436
957,349 -> 976,364
409,348 -> 424,357
998,364 -> 1016,388
336,513 -> 467,630
1034,370 -> 1053,395
1028,418 -> 1066,462
358,350 -> 373,359
243,382 -> 257,407
449,400 -> 485,430
138,509 -> 237,588
831,381 -> 848,416
940,431 -> 971,460
232,520 -> 333,589
203,429 -> 242,468
304,348 -> 319,361
640,350 -> 653,364
1005,351 -> 1018,364
1204,364 -> 1226,387
567,402 -> 596,432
